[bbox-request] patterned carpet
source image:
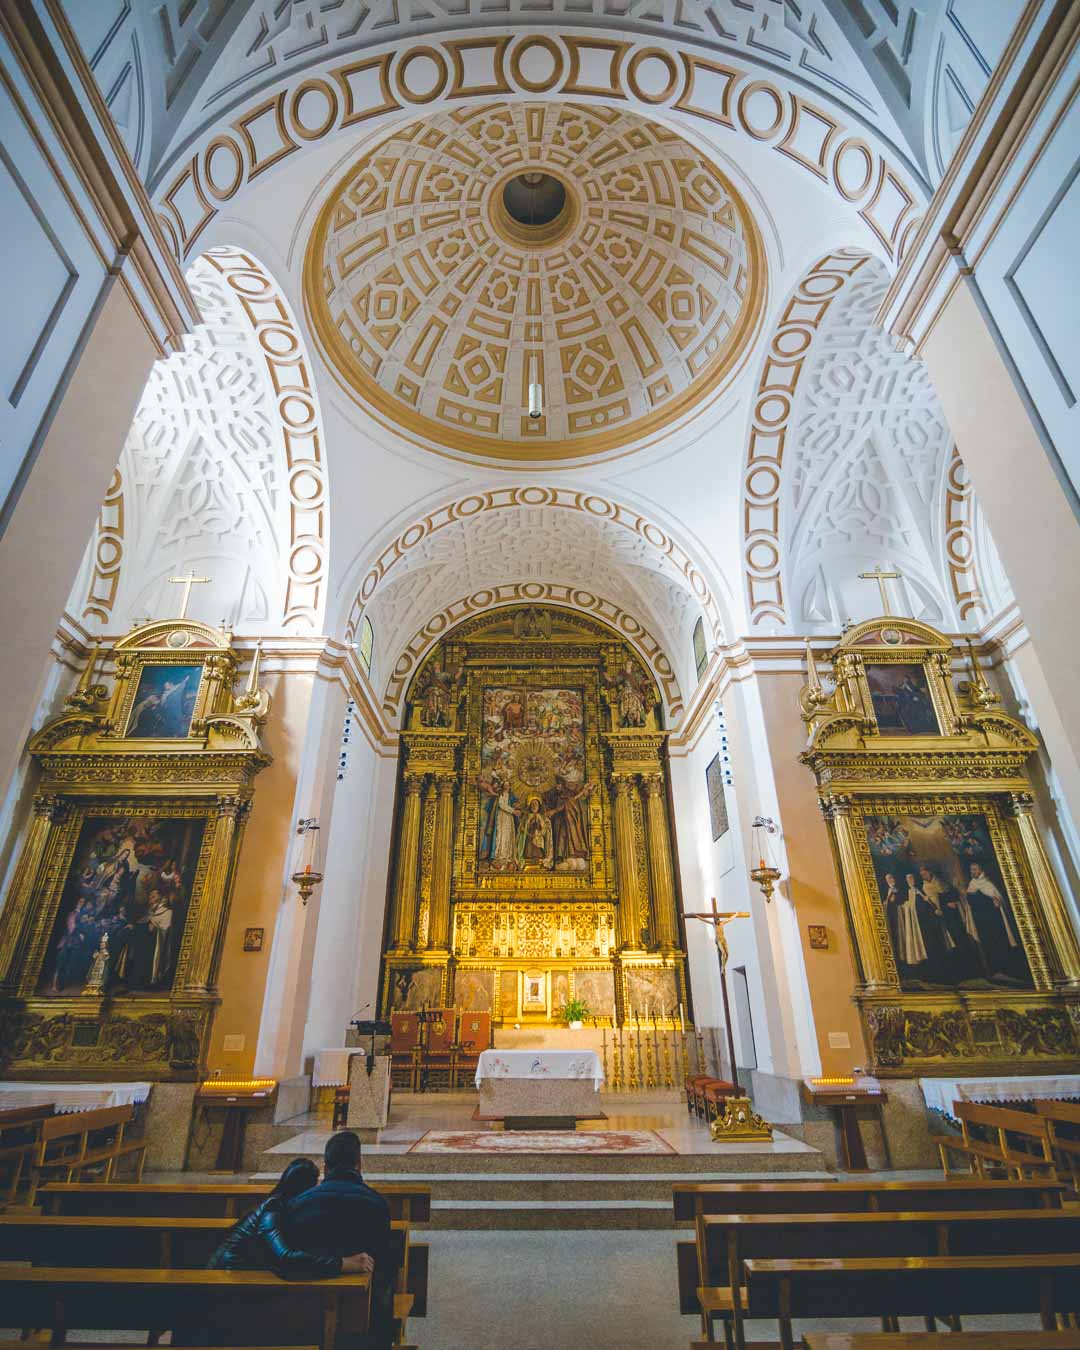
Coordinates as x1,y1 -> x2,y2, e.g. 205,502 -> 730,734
409,1128 -> 675,1154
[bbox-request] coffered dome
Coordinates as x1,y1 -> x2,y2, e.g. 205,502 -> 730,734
305,102 -> 766,462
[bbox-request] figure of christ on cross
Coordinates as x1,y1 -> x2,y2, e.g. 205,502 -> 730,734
168,570 -> 211,620
682,898 -> 750,1082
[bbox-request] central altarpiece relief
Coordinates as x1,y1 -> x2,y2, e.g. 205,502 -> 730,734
380,606 -> 687,1025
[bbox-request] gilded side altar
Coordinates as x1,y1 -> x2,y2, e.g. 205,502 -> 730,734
380,606 -> 687,1024
800,617 -> 1080,1076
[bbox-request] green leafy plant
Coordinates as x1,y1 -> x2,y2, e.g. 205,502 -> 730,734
560,996 -> 592,1025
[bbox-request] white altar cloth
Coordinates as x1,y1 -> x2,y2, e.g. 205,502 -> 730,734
475,1049 -> 604,1090
920,1075 -> 1080,1117
0,1081 -> 151,1114
312,1049 -> 358,1087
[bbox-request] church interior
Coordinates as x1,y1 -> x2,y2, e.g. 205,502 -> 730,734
2,0 -> 1080,1346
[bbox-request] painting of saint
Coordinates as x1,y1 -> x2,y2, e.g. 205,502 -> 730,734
865,663 -> 938,736
706,754 -> 729,841
126,664 -> 201,738
455,969 -> 494,1013
40,815 -> 206,995
573,969 -> 615,1019
865,811 -> 1032,990
478,686 -> 586,875
390,967 -> 443,1011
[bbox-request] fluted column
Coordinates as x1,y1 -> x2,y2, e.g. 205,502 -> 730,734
0,794 -> 68,993
823,795 -> 891,991
642,773 -> 679,950
427,773 -> 456,951
610,775 -> 642,950
391,772 -> 425,951
182,795 -> 249,994
1005,792 -> 1080,990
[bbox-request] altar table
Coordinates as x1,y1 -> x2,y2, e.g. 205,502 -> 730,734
0,1081 -> 151,1114
920,1074 -> 1080,1118
475,1049 -> 604,1127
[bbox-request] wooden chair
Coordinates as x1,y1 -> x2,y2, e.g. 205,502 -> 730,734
0,1265 -> 371,1350
1034,1100 -> 1080,1194
28,1105 -> 146,1204
743,1253 -> 1080,1350
417,1007 -> 455,1091
933,1102 -> 1059,1181
390,1012 -> 421,1090
452,1010 -> 491,1089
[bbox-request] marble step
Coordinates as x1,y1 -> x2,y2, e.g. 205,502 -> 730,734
427,1197 -> 676,1230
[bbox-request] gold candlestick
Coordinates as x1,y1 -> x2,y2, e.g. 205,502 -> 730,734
661,1023 -> 674,1090
696,1027 -> 708,1078
635,1016 -> 645,1091
679,1027 -> 691,1083
627,1020 -> 639,1090
601,1026 -> 609,1089
644,1025 -> 656,1090
612,1027 -> 622,1092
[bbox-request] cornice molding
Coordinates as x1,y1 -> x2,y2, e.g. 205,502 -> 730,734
878,0 -> 1080,349
0,0 -> 198,353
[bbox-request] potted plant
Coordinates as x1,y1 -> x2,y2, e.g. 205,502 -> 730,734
560,996 -> 591,1030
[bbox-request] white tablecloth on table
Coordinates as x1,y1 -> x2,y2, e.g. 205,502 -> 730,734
920,1075 -> 1080,1117
312,1049 -> 359,1087
0,1081 -> 151,1114
475,1049 -> 604,1090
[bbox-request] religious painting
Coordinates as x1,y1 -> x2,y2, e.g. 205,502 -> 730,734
865,663 -> 939,736
243,927 -> 264,952
706,754 -> 729,840
552,970 -> 570,1015
625,966 -> 678,1021
499,969 -> 519,1020
864,812 -> 1032,991
807,924 -> 829,950
522,970 -> 547,1012
389,966 -> 443,1011
125,663 -> 202,738
477,686 -> 590,875
573,968 -> 615,1020
39,815 -> 206,996
454,968 -> 494,1013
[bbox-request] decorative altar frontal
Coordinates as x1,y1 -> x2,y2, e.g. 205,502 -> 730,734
475,1049 -> 605,1090
475,1048 -> 604,1123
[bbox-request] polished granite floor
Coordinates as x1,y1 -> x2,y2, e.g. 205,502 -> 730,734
264,1092 -> 821,1159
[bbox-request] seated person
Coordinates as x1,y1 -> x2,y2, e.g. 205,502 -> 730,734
286,1131 -> 394,1345
208,1158 -> 372,1280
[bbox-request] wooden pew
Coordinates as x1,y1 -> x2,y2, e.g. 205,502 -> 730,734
743,1253 -> 1080,1350
39,1180 -> 432,1224
28,1106 -> 146,1203
697,1209 -> 1080,1347
800,1336 -> 1080,1350
0,1211 -> 429,1321
1034,1100 -> 1080,1193
933,1102 -> 1058,1181
0,1103 -> 53,1206
0,1266 -> 371,1350
672,1179 -> 1065,1321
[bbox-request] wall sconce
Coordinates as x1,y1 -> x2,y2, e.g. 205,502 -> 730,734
291,817 -> 323,906
749,815 -> 781,902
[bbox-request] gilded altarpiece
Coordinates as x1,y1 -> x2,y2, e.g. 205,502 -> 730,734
800,617 -> 1080,1076
380,607 -> 687,1024
0,620 -> 271,1080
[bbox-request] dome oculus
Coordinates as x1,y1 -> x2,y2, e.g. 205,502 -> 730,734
305,103 -> 766,462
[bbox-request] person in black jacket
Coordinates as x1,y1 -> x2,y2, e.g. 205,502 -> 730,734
285,1131 -> 394,1348
207,1158 -> 373,1280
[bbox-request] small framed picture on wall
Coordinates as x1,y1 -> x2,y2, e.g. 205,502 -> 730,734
243,927 -> 264,953
705,754 -> 729,841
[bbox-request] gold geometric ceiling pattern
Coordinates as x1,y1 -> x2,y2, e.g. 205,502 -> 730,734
305,102 -> 766,461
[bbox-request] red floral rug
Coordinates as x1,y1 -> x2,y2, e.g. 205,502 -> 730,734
408,1129 -> 675,1155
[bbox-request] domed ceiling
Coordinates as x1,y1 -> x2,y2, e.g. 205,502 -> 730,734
305,102 -> 766,462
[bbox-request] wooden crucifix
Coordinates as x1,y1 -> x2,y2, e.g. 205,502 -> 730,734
168,570 -> 211,620
682,898 -> 750,1084
857,566 -> 902,614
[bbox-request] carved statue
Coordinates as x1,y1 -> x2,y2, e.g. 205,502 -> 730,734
415,658 -> 459,727
82,933 -> 109,995
605,659 -> 650,727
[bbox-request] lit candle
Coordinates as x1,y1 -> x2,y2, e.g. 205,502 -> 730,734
679,1002 -> 685,1034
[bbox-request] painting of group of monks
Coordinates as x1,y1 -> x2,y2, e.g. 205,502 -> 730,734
478,687 -> 591,875
866,811 -> 1032,990
40,816 -> 206,995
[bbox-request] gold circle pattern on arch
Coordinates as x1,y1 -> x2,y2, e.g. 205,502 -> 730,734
304,101 -> 766,462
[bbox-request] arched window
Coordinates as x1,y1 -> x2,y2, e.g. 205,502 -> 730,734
358,616 -> 374,678
692,616 -> 707,680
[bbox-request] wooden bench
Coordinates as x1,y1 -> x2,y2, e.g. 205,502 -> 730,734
0,1265 -> 371,1350
1034,1100 -> 1080,1193
743,1253 -> 1080,1350
672,1179 -> 1065,1321
39,1180 -> 432,1224
800,1335 -> 1080,1350
933,1102 -> 1059,1181
0,1103 -> 54,1206
696,1208 -> 1080,1346
0,1210 -> 429,1321
27,1106 -> 146,1204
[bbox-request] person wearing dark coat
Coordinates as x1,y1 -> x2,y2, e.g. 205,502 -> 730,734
207,1158 -> 372,1280
286,1131 -> 395,1349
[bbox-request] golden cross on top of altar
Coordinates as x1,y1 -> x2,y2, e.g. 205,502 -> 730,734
858,565 -> 902,613
168,570 -> 211,619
